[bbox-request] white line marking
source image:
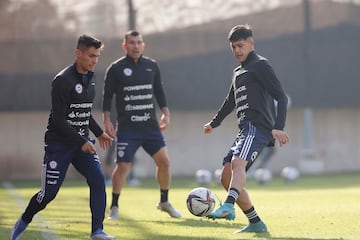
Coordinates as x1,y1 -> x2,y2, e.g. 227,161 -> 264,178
3,181 -> 61,240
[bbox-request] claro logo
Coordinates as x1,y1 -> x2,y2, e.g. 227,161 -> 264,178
131,113 -> 151,122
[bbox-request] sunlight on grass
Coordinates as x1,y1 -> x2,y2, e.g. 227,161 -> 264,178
1,172 -> 360,239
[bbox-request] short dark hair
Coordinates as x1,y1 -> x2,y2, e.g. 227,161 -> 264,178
228,24 -> 253,42
123,30 -> 142,44
76,34 -> 104,51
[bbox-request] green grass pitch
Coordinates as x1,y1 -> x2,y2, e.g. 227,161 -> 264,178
1,172 -> 359,239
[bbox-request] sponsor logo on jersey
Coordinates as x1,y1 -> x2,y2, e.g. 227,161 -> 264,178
131,113 -> 151,122
125,103 -> 154,111
123,68 -> 132,76
67,119 -> 89,126
78,128 -> 85,136
234,85 -> 247,95
124,94 -> 153,101
236,94 -> 247,104
123,84 -> 152,92
69,103 -> 93,108
238,112 -> 246,124
236,103 -> 249,113
68,111 -> 91,118
75,84 -> 83,94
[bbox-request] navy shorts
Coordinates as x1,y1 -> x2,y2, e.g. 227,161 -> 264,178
223,122 -> 271,171
115,129 -> 166,163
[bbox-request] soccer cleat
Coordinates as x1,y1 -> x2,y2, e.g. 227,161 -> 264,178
234,220 -> 268,233
157,201 -> 181,218
207,202 -> 235,220
90,229 -> 116,240
108,206 -> 119,220
10,216 -> 28,240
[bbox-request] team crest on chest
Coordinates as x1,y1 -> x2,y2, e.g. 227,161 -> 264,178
75,83 -> 83,94
123,68 -> 132,76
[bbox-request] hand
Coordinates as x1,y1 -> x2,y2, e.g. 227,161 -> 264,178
159,113 -> 170,131
104,120 -> 116,138
81,141 -> 97,154
203,122 -> 213,134
97,132 -> 113,150
272,129 -> 290,146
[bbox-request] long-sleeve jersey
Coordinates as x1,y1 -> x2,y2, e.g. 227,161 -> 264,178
45,63 -> 103,146
102,55 -> 167,130
210,51 -> 288,140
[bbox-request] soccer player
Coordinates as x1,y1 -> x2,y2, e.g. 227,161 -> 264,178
10,35 -> 116,240
203,24 -> 290,233
102,30 -> 181,220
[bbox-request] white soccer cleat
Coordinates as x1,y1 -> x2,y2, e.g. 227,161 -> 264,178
157,201 -> 181,218
90,229 -> 116,240
108,206 -> 119,220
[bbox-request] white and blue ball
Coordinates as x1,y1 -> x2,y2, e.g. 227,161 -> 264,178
186,187 -> 216,217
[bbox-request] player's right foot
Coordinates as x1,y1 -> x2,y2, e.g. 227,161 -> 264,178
157,201 -> 181,218
234,220 -> 268,233
207,202 -> 235,220
108,206 -> 119,220
10,216 -> 28,240
90,229 -> 116,240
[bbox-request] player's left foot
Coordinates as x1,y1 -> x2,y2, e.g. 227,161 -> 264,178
157,201 -> 181,218
207,202 -> 235,220
10,216 -> 28,240
234,220 -> 268,233
90,229 -> 116,240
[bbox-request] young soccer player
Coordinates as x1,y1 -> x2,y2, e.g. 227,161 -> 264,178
10,35 -> 116,240
203,24 -> 290,233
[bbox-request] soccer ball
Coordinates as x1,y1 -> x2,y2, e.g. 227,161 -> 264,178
253,168 -> 272,184
195,169 -> 212,185
186,187 -> 216,217
281,166 -> 300,182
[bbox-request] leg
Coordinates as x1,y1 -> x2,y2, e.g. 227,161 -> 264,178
107,162 -> 131,220
108,130 -> 140,220
208,123 -> 269,232
11,144 -> 74,240
72,151 -> 106,234
220,162 -> 253,211
152,147 -> 170,190
103,141 -> 115,183
112,162 -> 132,195
152,147 -> 181,218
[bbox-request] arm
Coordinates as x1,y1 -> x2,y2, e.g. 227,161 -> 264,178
153,63 -> 169,131
256,61 -> 287,130
102,64 -> 117,138
257,61 -> 290,145
103,111 -> 116,138
159,106 -> 170,131
204,84 -> 235,134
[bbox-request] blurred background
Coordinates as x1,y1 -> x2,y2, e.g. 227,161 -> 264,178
1,0 -> 360,179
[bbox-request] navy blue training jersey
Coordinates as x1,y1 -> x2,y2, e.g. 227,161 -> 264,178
45,63 -> 103,146
210,51 -> 288,140
102,55 -> 167,130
